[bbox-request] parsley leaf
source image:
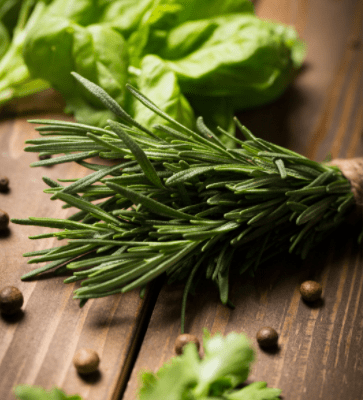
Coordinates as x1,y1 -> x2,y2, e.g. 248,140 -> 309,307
14,385 -> 82,400
225,382 -> 282,400
138,329 -> 281,400
13,332 -> 280,400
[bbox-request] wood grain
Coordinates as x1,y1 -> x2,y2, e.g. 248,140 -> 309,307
0,95 -> 153,400
123,1 -> 363,399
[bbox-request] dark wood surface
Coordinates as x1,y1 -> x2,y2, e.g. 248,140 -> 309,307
1,0 -> 363,399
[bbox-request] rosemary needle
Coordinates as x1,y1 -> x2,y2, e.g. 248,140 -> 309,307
12,73 -> 361,332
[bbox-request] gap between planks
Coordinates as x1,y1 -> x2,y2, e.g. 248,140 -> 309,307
113,276 -> 164,400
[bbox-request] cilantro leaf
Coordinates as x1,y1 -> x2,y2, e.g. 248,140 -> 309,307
138,329 -> 281,400
138,343 -> 200,400
192,329 -> 254,397
13,332 -> 280,400
225,382 -> 281,400
14,385 -> 82,400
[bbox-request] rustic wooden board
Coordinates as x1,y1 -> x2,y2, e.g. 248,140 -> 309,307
0,94 -> 154,400
123,0 -> 363,399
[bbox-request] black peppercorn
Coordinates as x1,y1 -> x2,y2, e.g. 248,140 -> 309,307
0,177 -> 9,192
39,154 -> 51,161
348,36 -> 362,49
73,348 -> 100,374
0,209 -> 9,230
0,286 -> 24,315
256,327 -> 278,348
300,280 -> 322,302
174,333 -> 200,355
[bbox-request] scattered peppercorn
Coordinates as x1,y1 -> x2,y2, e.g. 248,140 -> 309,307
300,280 -> 322,302
73,348 -> 100,374
0,177 -> 9,192
38,154 -> 51,161
174,333 -> 200,355
349,36 -> 362,49
0,209 -> 9,230
256,327 -> 278,348
0,286 -> 24,315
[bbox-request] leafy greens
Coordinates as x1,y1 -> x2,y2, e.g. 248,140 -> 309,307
14,330 -> 281,400
138,329 -> 281,399
14,385 -> 82,400
0,0 -> 51,107
1,0 -> 305,137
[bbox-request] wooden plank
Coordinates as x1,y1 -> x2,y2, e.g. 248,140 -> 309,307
0,94 -> 153,400
123,0 -> 363,399
124,234 -> 363,399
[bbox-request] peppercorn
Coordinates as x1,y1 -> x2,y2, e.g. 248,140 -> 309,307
348,36 -> 362,49
256,327 -> 278,348
73,348 -> 100,374
0,209 -> 9,231
0,286 -> 24,315
0,177 -> 9,192
39,154 -> 51,161
300,280 -> 322,302
174,333 -> 200,355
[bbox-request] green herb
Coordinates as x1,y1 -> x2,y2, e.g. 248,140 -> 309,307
14,385 -> 82,400
13,74 -> 358,332
14,330 -> 281,400
0,0 -> 50,107
139,329 -> 281,399
1,0 -> 304,138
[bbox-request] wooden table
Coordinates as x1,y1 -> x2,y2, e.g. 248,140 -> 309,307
1,1 -> 363,399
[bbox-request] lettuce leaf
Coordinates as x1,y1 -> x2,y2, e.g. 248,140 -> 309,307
0,1 -> 50,107
0,20 -> 9,58
131,55 -> 195,132
1,0 -> 305,142
176,0 -> 254,23
23,16 -> 128,126
161,14 -> 305,104
100,0 -> 155,38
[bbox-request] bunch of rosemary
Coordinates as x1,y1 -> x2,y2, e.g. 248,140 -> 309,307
13,73 -> 361,331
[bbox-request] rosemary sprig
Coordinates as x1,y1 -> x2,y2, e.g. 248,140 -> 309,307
13,73 -> 359,332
